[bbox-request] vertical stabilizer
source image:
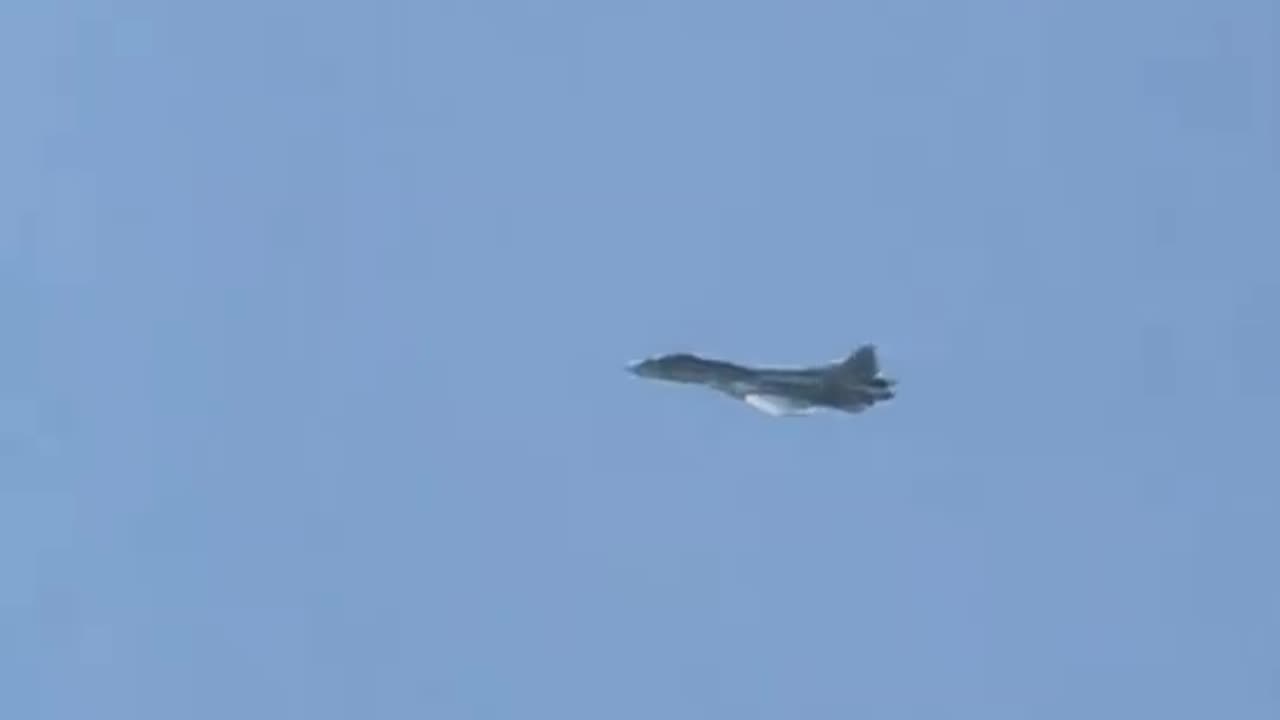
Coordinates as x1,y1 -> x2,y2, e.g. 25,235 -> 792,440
837,344 -> 880,381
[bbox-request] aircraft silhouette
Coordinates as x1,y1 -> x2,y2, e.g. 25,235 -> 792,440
628,344 -> 895,416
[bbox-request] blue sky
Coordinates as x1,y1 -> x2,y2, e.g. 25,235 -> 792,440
3,0 -> 1278,717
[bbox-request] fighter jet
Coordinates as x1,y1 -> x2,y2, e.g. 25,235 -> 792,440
627,344 -> 896,416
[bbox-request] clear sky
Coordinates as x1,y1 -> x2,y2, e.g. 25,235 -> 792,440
4,0 -> 1278,717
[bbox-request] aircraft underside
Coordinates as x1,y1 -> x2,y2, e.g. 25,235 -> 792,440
740,393 -> 820,416
718,378 -> 880,416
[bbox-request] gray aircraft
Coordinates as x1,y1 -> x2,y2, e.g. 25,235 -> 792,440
627,344 -> 896,416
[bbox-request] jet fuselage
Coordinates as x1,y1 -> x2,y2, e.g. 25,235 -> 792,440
627,347 -> 895,416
